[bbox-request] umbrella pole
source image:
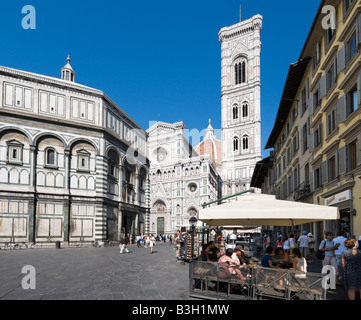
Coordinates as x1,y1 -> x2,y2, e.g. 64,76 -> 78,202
201,189 -> 254,209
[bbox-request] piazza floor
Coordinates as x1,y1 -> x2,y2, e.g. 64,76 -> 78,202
0,242 -> 189,300
0,242 -> 348,300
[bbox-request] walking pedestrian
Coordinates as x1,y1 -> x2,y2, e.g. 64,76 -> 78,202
149,234 -> 155,254
289,234 -> 297,256
276,237 -> 283,248
119,234 -> 129,254
136,235 -> 141,248
319,232 -> 341,285
297,231 -> 311,261
334,230 -> 348,282
308,233 -> 315,262
342,239 -> 361,300
283,236 -> 290,255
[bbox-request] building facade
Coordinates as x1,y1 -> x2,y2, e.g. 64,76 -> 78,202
252,0 -> 361,241
219,13 -> 263,196
0,58 -> 150,244
147,121 -> 221,235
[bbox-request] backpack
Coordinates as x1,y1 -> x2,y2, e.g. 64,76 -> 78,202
316,240 -> 326,260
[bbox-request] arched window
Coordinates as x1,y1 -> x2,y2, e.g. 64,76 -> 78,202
242,136 -> 249,151
232,105 -> 239,120
45,148 -> 56,166
242,103 -> 248,118
188,208 -> 197,218
235,60 -> 247,85
233,137 -> 239,153
108,160 -> 117,177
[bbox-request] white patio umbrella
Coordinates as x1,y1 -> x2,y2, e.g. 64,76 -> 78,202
198,193 -> 339,227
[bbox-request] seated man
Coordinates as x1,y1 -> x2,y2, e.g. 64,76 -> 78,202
207,241 -> 220,261
202,243 -> 212,262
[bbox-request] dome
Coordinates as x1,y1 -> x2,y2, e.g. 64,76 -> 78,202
195,119 -> 222,165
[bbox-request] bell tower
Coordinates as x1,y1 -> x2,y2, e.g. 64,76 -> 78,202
219,12 -> 263,195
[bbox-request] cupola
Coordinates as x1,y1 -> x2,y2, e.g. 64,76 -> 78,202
61,55 -> 76,82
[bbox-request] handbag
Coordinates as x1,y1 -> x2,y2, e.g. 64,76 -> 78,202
316,240 -> 326,260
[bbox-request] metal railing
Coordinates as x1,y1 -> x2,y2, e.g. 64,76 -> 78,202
189,262 -> 327,300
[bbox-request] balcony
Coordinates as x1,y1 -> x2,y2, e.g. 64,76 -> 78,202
293,182 -> 312,201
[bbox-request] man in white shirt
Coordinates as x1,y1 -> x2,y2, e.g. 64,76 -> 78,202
297,231 -> 311,261
333,230 -> 348,281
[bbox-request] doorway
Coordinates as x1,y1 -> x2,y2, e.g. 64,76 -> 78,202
157,217 -> 164,235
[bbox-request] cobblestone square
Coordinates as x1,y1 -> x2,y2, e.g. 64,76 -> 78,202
0,243 -> 189,300
0,241 -> 349,301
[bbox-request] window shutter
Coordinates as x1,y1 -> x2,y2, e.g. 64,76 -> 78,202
337,146 -> 346,176
322,161 -> 328,185
307,117 -> 311,151
318,122 -> 323,145
337,95 -> 346,123
357,15 -> 361,49
326,113 -> 330,137
312,129 -> 317,151
358,133 -> 361,166
296,165 -> 300,189
310,170 -> 316,190
337,45 -> 346,73
345,144 -> 350,173
324,30 -> 329,52
311,91 -> 315,112
320,75 -> 327,99
358,71 -> 361,106
301,126 -> 305,154
326,160 -> 330,184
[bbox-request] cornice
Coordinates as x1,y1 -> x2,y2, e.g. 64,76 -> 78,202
0,65 -> 144,131
219,14 -> 263,44
0,66 -> 103,96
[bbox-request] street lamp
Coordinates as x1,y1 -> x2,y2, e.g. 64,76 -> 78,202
189,216 -> 197,261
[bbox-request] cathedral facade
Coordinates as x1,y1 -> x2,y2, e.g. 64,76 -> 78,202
147,121 -> 221,235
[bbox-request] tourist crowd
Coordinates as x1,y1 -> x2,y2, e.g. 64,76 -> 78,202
260,230 -> 361,300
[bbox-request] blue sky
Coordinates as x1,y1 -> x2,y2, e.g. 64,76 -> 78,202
1,0 -> 320,157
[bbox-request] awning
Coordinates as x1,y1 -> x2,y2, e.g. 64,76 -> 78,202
198,193 -> 340,227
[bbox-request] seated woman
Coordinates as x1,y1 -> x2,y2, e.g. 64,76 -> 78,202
218,249 -> 247,281
261,246 -> 278,268
291,248 -> 307,278
273,247 -> 292,269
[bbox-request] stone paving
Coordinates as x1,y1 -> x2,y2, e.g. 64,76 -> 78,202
0,242 -> 349,300
0,242 -> 189,300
